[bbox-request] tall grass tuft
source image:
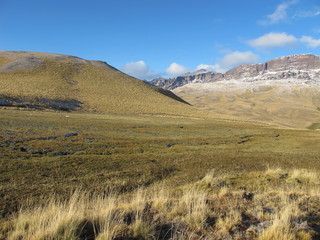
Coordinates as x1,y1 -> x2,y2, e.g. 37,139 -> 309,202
5,168 -> 320,239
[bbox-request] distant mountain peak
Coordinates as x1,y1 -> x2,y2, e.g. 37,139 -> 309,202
151,53 -> 320,90
184,69 -> 209,75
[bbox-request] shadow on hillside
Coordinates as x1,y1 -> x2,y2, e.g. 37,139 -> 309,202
0,95 -> 82,111
156,88 -> 191,105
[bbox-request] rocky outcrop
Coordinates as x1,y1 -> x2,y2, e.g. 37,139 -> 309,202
151,70 -> 223,90
224,54 -> 320,80
152,54 -> 320,89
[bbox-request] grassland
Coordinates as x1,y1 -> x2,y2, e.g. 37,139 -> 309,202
1,51 -> 320,239
1,109 -> 320,239
4,168 -> 320,240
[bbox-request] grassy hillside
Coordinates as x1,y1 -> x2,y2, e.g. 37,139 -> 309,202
174,83 -> 320,129
0,51 -> 198,117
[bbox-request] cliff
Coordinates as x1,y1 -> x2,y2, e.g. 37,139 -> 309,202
152,54 -> 320,89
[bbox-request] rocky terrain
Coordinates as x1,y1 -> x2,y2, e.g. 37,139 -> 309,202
152,54 -> 320,90
151,69 -> 223,90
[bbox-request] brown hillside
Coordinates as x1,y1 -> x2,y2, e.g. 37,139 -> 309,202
0,51 -> 197,116
174,82 -> 320,129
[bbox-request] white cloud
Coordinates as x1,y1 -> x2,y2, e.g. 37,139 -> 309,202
300,36 -> 320,48
166,63 -> 189,76
197,51 -> 260,74
220,51 -> 260,68
196,64 -> 214,71
121,60 -> 161,80
196,64 -> 227,73
248,32 -> 298,48
259,0 -> 298,25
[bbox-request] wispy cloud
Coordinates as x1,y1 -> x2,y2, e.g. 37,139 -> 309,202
312,27 -> 320,34
248,32 -> 298,49
259,0 -> 298,25
121,61 -> 161,80
197,51 -> 260,73
300,36 -> 320,48
294,8 -> 320,18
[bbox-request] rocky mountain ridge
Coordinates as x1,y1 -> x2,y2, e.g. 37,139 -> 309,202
151,54 -> 320,90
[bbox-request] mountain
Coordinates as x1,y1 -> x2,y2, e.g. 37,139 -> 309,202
222,53 -> 320,81
152,54 -> 320,90
168,54 -> 320,129
0,51 -> 195,116
151,69 -> 222,90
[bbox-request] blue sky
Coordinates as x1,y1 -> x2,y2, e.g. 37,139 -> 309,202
1,0 -> 320,80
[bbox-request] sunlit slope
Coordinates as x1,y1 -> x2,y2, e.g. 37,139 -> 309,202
0,51 -> 196,116
174,82 -> 320,128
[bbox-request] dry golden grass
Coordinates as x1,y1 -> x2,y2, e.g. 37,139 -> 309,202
215,208 -> 242,235
3,168 -> 320,239
172,188 -> 208,229
265,166 -> 283,176
1,108 -> 320,230
258,201 -> 300,240
0,56 -> 10,66
289,169 -> 319,184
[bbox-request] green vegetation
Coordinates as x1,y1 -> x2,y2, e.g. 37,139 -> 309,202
307,122 -> 320,130
1,109 -> 320,239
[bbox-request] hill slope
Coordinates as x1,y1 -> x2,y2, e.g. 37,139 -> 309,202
174,83 -> 320,128
170,54 -> 320,128
0,51 -> 195,116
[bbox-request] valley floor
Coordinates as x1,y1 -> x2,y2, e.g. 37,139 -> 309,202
0,109 -> 320,239
173,83 -> 320,129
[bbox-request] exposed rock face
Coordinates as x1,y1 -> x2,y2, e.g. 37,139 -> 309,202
267,54 -> 320,71
151,70 -> 223,90
151,54 -> 320,89
224,54 -> 320,80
